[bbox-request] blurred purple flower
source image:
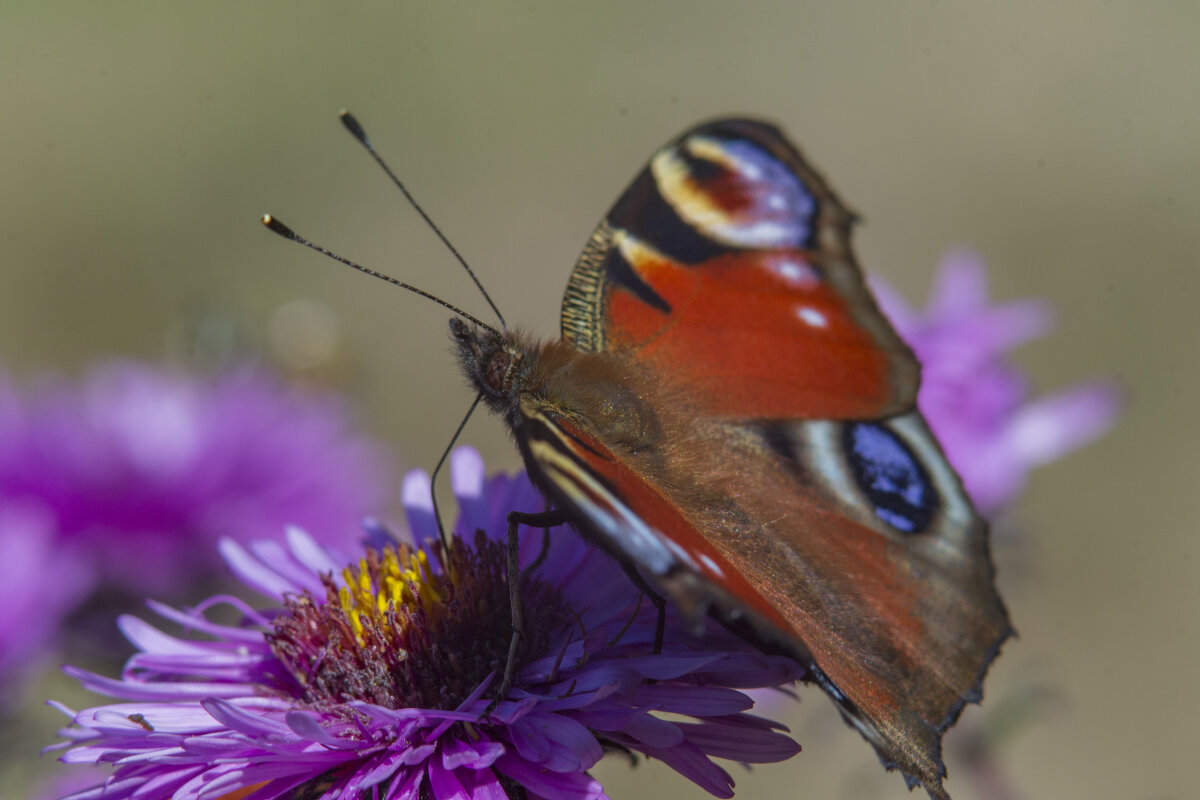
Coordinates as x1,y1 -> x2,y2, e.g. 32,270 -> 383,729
49,448 -> 802,800
0,361 -> 390,695
0,361 -> 390,595
0,506 -> 90,692
872,249 -> 1120,512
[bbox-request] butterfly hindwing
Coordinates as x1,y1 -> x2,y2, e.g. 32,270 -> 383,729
516,385 -> 1008,797
756,412 -> 1011,795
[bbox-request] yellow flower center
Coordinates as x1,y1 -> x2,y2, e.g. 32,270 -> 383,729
338,545 -> 445,644
268,533 -> 565,712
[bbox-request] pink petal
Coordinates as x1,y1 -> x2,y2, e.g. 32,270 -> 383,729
1010,382 -> 1122,466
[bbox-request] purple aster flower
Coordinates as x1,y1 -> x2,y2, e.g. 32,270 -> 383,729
0,359 -> 389,704
49,448 -> 803,800
871,249 -> 1120,512
0,360 -> 390,598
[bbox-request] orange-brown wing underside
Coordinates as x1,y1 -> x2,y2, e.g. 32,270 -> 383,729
519,396 -> 1010,799
545,119 -> 1010,798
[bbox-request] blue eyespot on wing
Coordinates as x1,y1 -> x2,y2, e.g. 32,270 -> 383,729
843,422 -> 937,534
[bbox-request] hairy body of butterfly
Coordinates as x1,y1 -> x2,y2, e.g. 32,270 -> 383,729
454,119 -> 1011,800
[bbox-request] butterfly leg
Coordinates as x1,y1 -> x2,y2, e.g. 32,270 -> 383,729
616,560 -> 667,654
492,509 -> 569,709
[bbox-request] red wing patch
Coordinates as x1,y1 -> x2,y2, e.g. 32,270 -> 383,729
605,240 -> 902,419
562,118 -> 918,420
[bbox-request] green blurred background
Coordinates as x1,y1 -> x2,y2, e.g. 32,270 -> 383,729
1,3 -> 1194,799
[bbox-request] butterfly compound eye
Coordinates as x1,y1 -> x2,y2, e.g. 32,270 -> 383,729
483,350 -> 513,393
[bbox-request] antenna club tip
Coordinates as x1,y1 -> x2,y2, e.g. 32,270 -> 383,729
260,214 -> 296,240
339,110 -> 370,146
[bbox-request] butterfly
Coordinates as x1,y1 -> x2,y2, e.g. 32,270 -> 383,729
452,118 -> 1012,799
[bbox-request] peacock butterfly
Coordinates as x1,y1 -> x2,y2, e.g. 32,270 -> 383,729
265,115 -> 1011,799
451,118 -> 1012,799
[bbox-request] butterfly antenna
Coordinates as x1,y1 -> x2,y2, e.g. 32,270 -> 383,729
339,110 -> 507,331
261,215 -> 500,336
429,391 -> 484,550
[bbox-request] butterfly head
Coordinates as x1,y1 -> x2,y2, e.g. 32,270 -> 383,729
450,318 -> 528,419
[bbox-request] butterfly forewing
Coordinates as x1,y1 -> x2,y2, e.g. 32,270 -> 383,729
562,119 -> 920,420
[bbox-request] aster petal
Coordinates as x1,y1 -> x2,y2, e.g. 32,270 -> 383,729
244,535 -> 330,596
429,760 -> 469,800
464,696 -> 536,728
47,699 -> 79,720
688,651 -> 803,688
385,764 -> 426,800
1009,381 -> 1121,466
565,706 -> 639,732
123,646 -> 271,683
362,516 -> 399,550
462,766 -> 509,800
286,524 -> 345,577
483,472 -> 544,536
617,712 -> 686,747
217,538 -> 296,600
202,698 -> 296,739
534,667 -> 637,706
230,773 -> 316,800
529,683 -> 622,713
332,758 -> 398,799
592,653 -> 726,682
636,741 -> 735,799
442,737 -> 505,771
928,248 -> 990,317
450,446 -> 489,536
347,702 -> 482,729
494,753 -> 606,800
632,684 -> 754,716
355,750 -> 411,789
57,744 -> 129,765
507,714 -> 603,772
182,760 -> 314,800
61,774 -> 158,800
131,767 -> 204,800
118,615 -> 231,658
680,718 -> 803,762
146,597 -> 273,642
64,664 -> 261,701
401,743 -> 439,766
282,709 -> 358,748
950,298 -> 1054,356
81,703 -> 223,735
401,468 -> 438,547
